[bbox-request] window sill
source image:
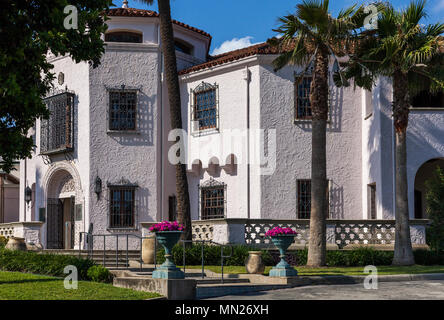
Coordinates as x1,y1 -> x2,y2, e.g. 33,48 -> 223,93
106,227 -> 139,232
107,130 -> 140,135
191,128 -> 219,137
293,119 -> 331,124
40,147 -> 74,156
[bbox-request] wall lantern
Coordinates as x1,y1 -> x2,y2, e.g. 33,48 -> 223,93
94,176 -> 102,199
25,186 -> 32,204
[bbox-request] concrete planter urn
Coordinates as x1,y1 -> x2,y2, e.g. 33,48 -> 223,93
152,230 -> 184,279
5,237 -> 28,251
245,251 -> 265,274
267,227 -> 298,277
142,235 -> 157,264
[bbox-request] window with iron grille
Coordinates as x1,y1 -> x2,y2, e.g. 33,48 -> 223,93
109,90 -> 137,131
297,179 -> 330,219
295,76 -> 312,120
200,179 -> 226,220
109,186 -> 136,228
40,91 -> 75,154
191,82 -> 218,132
297,180 -> 311,219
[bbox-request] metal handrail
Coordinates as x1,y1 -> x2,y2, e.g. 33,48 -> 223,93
78,232 -> 151,271
78,232 -> 233,283
178,239 -> 232,283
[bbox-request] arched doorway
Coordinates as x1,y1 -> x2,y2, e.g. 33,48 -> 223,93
414,158 -> 444,219
46,170 -> 76,249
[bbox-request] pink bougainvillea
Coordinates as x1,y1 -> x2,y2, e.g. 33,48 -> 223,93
265,226 -> 297,237
149,221 -> 184,232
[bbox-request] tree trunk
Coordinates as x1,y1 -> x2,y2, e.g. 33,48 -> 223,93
392,70 -> 415,265
157,0 -> 192,242
307,48 -> 329,267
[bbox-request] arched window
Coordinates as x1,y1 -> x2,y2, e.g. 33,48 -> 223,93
174,39 -> 193,55
105,31 -> 142,43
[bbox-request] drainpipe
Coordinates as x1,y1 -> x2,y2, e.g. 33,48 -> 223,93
243,66 -> 251,219
24,158 -> 27,222
158,23 -> 164,222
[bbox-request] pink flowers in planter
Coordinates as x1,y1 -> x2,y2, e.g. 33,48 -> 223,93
265,226 -> 297,237
149,221 -> 185,232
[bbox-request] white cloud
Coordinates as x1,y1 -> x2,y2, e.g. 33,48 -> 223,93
211,36 -> 260,56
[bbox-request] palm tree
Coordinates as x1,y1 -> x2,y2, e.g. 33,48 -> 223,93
138,0 -> 192,241
270,0 -> 366,266
335,0 -> 444,265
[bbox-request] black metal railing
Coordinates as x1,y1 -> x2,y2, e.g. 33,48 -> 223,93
78,232 -> 233,283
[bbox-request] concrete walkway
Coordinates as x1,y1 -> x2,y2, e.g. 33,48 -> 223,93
203,280 -> 444,300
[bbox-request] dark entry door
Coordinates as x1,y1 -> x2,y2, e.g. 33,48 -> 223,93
47,198 -> 64,249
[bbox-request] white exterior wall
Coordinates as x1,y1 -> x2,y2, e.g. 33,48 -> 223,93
258,58 -> 363,219
19,56 -> 90,248
177,59 -> 261,220
88,43 -> 160,247
407,110 -> 444,218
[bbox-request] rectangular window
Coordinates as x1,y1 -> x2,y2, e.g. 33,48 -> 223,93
297,180 -> 311,219
297,179 -> 330,219
109,186 -> 135,228
367,183 -> 377,219
40,91 -> 74,154
191,82 -> 218,133
168,195 -> 177,221
295,77 -> 312,120
201,185 -> 225,220
414,189 -> 422,219
109,91 -> 137,131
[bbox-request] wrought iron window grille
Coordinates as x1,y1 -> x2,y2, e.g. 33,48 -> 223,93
40,88 -> 75,156
296,179 -> 331,219
198,178 -> 227,220
107,184 -> 139,230
106,85 -> 140,133
190,82 -> 219,136
293,70 -> 332,123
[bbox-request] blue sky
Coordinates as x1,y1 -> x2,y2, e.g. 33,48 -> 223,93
113,0 -> 444,55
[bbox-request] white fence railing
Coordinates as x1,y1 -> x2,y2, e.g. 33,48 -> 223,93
188,219 -> 429,248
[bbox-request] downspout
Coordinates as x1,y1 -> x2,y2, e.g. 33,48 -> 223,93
158,23 -> 164,222
24,158 -> 27,222
391,83 -> 396,218
243,66 -> 251,219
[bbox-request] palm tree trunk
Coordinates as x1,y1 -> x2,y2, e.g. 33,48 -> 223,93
157,0 -> 192,241
307,48 -> 329,267
392,70 -> 415,265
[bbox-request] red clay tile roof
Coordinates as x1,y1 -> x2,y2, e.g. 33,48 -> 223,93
104,8 -> 211,39
179,42 -> 279,75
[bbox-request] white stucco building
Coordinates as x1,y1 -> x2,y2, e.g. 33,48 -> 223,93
8,7 -> 443,250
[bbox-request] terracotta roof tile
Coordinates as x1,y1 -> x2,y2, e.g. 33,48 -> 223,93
104,8 -> 211,39
179,42 -> 280,75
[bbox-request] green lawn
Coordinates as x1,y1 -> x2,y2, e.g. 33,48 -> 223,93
181,265 -> 444,276
0,271 -> 161,300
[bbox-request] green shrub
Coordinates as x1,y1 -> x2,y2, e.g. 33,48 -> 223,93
0,236 -> 7,248
155,244 -> 273,266
154,244 -> 444,267
425,166 -> 444,253
87,265 -> 113,283
0,248 -> 95,280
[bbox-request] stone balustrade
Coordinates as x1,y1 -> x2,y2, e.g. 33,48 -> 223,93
189,219 -> 429,248
0,222 -> 43,245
